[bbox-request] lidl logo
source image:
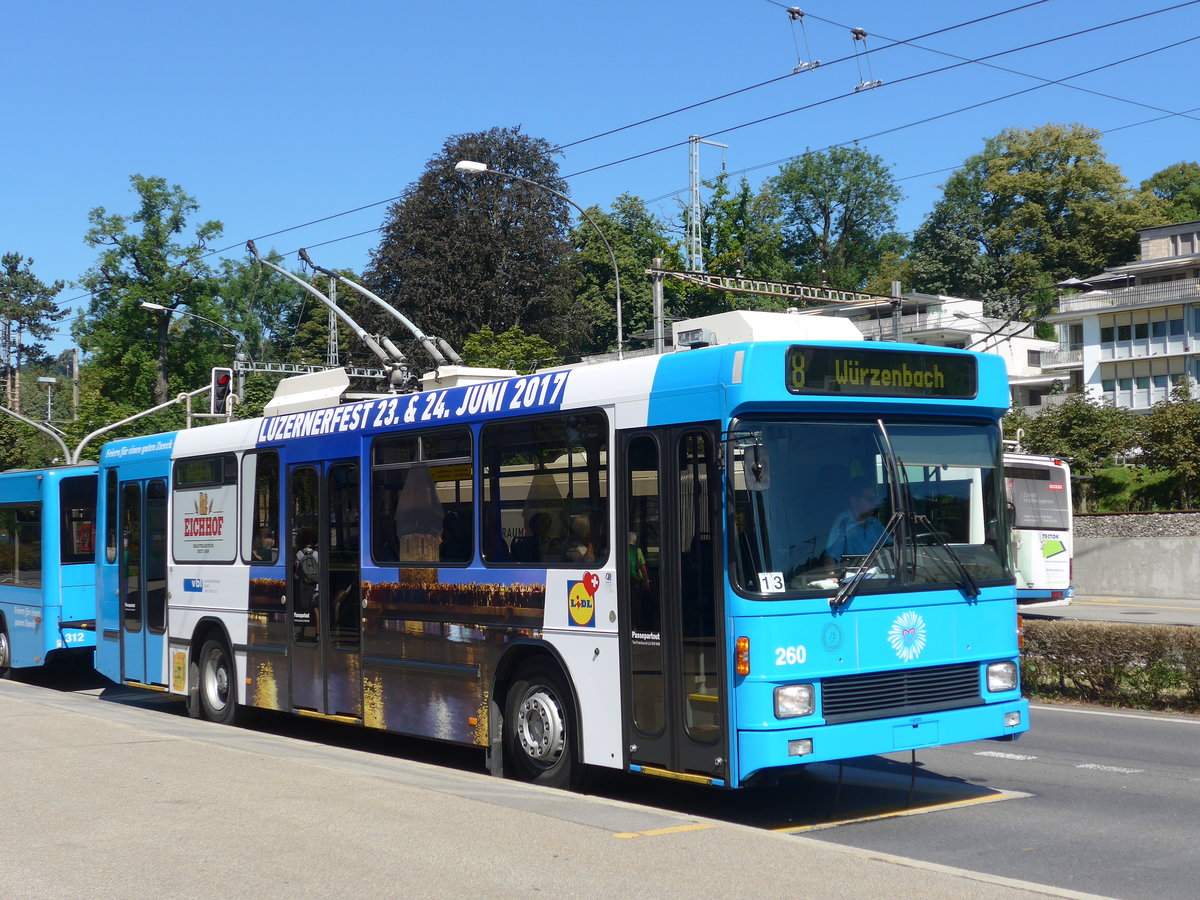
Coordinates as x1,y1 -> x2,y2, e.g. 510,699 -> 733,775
567,572 -> 600,627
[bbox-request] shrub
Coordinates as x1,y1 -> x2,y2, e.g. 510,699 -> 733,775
1022,619 -> 1200,710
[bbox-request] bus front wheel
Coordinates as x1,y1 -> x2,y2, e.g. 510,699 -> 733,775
504,661 -> 578,789
198,639 -> 238,725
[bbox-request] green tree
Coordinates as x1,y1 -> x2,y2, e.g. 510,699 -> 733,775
366,127 -> 579,362
1138,383 -> 1200,508
1140,162 -> 1200,224
0,253 -> 65,413
74,175 -> 225,408
909,124 -> 1159,316
462,325 -> 559,372
1018,393 -> 1136,510
571,194 -> 684,356
769,146 -> 903,290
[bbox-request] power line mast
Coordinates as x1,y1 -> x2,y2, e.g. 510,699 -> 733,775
327,276 -> 340,368
687,135 -> 728,273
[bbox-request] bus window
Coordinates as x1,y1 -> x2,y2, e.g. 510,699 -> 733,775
0,506 -> 41,587
371,427 -> 473,566
242,451 -> 280,564
481,411 -> 609,566
60,475 -> 98,564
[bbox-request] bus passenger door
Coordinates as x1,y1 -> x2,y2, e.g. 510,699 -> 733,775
619,427 -> 726,783
286,461 -> 363,719
119,479 -> 168,686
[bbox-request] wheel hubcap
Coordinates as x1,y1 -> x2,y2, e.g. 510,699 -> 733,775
516,686 -> 565,767
0,632 -> 9,669
205,657 -> 229,709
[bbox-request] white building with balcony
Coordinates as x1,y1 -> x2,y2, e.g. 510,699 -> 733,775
1045,220 -> 1200,411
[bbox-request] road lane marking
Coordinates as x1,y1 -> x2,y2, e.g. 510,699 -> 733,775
612,823 -> 715,839
975,750 -> 1037,760
1076,763 -> 1144,774
771,790 -> 1027,833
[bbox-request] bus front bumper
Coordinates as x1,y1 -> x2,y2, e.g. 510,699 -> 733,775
736,697 -> 1029,783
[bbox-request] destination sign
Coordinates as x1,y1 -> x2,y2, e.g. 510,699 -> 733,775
786,346 -> 976,399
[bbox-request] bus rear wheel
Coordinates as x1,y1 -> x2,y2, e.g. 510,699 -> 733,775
0,626 -> 11,679
198,639 -> 238,725
504,661 -> 578,789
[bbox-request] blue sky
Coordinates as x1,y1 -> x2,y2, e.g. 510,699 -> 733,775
3,0 -> 1198,354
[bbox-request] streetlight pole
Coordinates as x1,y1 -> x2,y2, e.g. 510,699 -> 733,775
454,160 -> 624,360
140,302 -> 255,401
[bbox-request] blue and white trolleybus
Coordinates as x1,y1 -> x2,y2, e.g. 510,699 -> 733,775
93,311 -> 1028,787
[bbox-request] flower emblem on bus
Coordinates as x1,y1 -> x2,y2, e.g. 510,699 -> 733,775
887,611 -> 927,662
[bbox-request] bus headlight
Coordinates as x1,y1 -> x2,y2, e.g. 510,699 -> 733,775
986,661 -> 1018,693
774,684 -> 815,719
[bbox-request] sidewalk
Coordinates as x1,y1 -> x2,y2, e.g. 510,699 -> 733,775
0,678 -> 1102,900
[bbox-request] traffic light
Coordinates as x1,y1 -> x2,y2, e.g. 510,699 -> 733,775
210,367 -> 233,415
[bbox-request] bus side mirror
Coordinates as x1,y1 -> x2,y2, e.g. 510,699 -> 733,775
742,443 -> 771,492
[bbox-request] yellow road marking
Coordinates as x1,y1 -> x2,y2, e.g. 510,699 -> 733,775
613,823 -> 716,839
771,789 -> 1026,833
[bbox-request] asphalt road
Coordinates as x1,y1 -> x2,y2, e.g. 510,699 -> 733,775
1026,594 -> 1200,627
804,702 -> 1200,900
0,671 -> 1088,900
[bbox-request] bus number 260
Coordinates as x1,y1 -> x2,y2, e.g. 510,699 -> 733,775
775,645 -> 806,666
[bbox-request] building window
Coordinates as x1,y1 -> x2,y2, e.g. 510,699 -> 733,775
1100,326 -> 1114,344
1170,318 -> 1185,337
1134,323 -> 1148,340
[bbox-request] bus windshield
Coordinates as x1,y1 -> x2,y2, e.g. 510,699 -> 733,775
730,418 -> 1010,597
1006,464 -> 1070,530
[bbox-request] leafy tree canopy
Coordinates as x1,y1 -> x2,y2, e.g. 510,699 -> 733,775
74,175 -> 226,408
1137,382 -> 1200,508
1140,162 -> 1200,224
768,146 -> 903,290
1016,393 -> 1136,479
462,324 -> 559,373
366,126 -> 580,362
909,124 -> 1163,316
0,252 -> 66,410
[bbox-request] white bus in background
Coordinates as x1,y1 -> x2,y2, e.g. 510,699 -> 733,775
1003,451 -> 1073,607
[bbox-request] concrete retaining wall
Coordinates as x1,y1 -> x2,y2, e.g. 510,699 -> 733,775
1073,513 -> 1200,598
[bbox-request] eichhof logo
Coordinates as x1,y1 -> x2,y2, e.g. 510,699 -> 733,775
887,611 -> 927,662
184,492 -> 224,538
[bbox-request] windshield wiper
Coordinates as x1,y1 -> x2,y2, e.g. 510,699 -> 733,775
912,513 -> 980,598
831,511 -> 902,610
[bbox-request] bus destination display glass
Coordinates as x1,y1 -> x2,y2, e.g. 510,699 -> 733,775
786,346 -> 977,399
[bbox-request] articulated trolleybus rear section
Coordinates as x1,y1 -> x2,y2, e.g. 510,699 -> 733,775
0,464 -> 98,675
94,310 -> 1027,789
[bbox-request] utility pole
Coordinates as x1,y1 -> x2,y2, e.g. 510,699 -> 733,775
652,257 -> 665,355
327,276 -> 340,368
687,135 -> 728,273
